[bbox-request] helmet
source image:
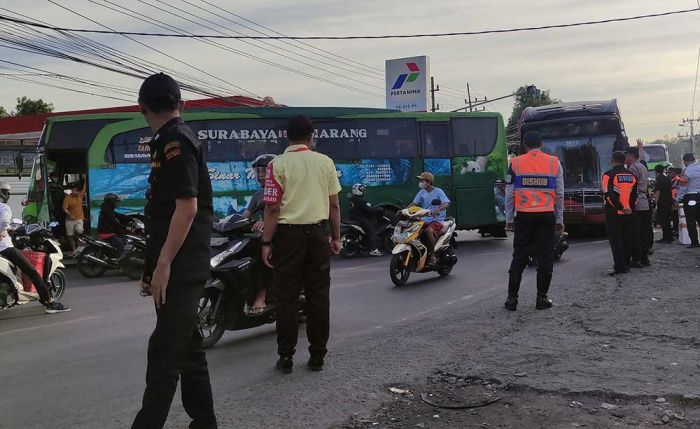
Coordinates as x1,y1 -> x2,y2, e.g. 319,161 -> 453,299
351,183 -> 366,196
0,181 -> 10,204
104,193 -> 122,203
252,154 -> 276,169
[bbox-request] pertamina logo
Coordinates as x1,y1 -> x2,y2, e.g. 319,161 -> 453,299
391,62 -> 420,90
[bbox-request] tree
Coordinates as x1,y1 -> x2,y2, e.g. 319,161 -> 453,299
14,96 -> 54,116
507,85 -> 560,129
0,106 -> 8,118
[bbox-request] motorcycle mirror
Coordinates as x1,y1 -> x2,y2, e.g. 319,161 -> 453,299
49,221 -> 59,227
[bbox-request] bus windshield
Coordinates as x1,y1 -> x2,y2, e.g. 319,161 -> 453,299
644,145 -> 666,162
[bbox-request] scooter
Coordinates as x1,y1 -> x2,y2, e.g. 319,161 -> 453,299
75,218 -> 146,280
340,211 -> 395,257
0,221 -> 66,310
197,214 -> 305,348
389,206 -> 458,287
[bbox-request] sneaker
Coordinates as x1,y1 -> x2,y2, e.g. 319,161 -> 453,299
45,301 -> 71,314
276,356 -> 293,374
369,249 -> 383,257
308,356 -> 324,372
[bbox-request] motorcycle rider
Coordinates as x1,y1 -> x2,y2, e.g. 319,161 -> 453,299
409,172 -> 451,265
241,154 -> 276,314
0,181 -> 70,313
348,183 -> 384,257
97,193 -> 132,258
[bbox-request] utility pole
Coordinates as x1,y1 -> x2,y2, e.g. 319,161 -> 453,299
681,117 -> 699,154
430,76 -> 440,112
466,83 -> 473,112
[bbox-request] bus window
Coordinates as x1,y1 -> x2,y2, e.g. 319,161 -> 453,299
450,117 -> 498,156
107,127 -> 152,163
357,119 -> 417,158
421,124 -> 450,157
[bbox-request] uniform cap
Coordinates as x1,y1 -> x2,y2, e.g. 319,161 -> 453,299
624,147 -> 639,158
416,172 -> 435,183
683,153 -> 696,162
138,73 -> 181,104
523,130 -> 542,148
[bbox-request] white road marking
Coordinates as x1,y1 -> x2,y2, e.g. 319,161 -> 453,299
0,316 -> 102,337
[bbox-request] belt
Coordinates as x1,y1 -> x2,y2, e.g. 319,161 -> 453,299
278,220 -> 328,228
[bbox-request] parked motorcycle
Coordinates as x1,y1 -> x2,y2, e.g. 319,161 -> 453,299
75,218 -> 146,280
340,212 -> 395,257
389,206 -> 458,287
527,231 -> 570,267
0,221 -> 66,310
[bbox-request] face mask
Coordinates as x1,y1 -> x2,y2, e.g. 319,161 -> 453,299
418,181 -> 427,189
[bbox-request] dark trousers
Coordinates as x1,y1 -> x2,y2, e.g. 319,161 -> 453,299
273,223 -> 331,358
105,234 -> 127,256
508,212 -> 555,297
631,210 -> 653,262
355,217 -> 379,250
656,204 -> 673,241
132,282 -> 216,429
672,209 -> 679,235
684,194 -> 700,245
605,213 -> 633,271
1,247 -> 51,303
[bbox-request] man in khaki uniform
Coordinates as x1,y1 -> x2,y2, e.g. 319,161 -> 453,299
262,115 -> 342,374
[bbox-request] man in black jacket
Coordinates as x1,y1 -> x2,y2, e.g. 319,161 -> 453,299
97,193 -> 131,256
348,183 -> 384,256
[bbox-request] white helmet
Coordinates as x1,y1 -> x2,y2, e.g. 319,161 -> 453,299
0,181 -> 10,203
351,183 -> 366,196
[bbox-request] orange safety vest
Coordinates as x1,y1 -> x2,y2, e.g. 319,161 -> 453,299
602,170 -> 637,215
512,150 -> 559,213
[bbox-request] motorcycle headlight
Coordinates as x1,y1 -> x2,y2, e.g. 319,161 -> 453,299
210,241 -> 243,268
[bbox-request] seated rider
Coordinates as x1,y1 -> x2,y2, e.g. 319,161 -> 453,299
241,154 -> 276,314
348,183 -> 384,257
97,193 -> 132,258
0,181 -> 70,313
409,172 -> 451,265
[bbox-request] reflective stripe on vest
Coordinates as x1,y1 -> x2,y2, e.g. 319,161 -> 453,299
512,150 -> 558,213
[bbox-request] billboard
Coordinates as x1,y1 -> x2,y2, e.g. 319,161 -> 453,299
385,56 -> 430,112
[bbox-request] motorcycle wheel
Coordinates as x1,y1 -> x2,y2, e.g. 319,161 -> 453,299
339,233 -> 358,258
390,252 -> 411,287
76,246 -> 107,278
437,247 -> 455,277
199,289 -> 226,349
49,270 -> 67,300
121,249 -> 145,280
382,234 -> 394,252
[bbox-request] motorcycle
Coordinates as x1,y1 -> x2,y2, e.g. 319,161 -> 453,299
389,205 -> 458,287
340,211 -> 395,257
526,231 -> 570,267
197,214 -> 305,348
0,221 -> 66,310
75,218 -> 146,280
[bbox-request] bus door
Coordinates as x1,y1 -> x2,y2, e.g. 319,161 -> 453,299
420,122 -> 453,211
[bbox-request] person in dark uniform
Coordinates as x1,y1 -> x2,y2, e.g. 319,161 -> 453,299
603,151 -> 638,275
132,73 -> 217,429
348,183 -> 384,256
261,115 -> 342,374
504,131 -> 564,311
653,165 -> 674,244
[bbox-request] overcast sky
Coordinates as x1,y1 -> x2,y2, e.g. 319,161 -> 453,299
0,0 -> 698,140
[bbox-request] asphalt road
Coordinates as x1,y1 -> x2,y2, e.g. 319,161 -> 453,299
0,232 -> 615,429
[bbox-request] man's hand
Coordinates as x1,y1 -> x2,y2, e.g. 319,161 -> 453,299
636,138 -> 644,148
330,238 -> 342,255
252,220 -> 264,233
431,209 -> 441,217
150,261 -> 171,309
555,223 -> 565,233
623,208 -> 633,215
506,222 -> 514,231
262,245 -> 274,268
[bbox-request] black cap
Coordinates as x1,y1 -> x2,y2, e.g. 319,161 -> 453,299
138,73 -> 181,104
523,130 -> 542,148
612,151 -> 626,164
683,153 -> 696,162
287,115 -> 314,141
624,147 -> 639,158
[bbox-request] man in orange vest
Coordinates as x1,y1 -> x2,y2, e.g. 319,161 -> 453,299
504,130 -> 564,311
602,151 -> 638,275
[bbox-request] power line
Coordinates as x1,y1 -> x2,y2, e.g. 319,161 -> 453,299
0,7 -> 696,40
0,74 -> 133,102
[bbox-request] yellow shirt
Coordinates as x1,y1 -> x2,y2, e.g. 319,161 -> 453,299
264,144 -> 341,224
63,192 -> 85,220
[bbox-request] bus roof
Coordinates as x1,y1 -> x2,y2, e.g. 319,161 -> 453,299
520,99 -> 620,124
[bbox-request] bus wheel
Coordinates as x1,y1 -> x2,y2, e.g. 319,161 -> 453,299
390,253 -> 411,287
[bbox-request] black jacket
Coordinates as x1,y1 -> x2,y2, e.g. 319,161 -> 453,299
98,201 -> 131,234
349,195 -> 380,221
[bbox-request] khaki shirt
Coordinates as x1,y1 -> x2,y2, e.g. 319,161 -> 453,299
263,144 -> 341,224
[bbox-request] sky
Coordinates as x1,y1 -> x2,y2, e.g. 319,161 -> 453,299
0,0 -> 699,140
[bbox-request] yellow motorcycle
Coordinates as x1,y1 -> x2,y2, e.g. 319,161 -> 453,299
389,206 -> 458,287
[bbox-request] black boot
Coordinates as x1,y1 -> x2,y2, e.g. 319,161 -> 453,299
505,271 -> 521,311
535,272 -> 553,310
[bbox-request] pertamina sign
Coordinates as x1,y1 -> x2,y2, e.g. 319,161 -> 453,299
385,56 -> 430,112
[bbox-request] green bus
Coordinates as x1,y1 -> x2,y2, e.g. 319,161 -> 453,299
23,107 -> 508,235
